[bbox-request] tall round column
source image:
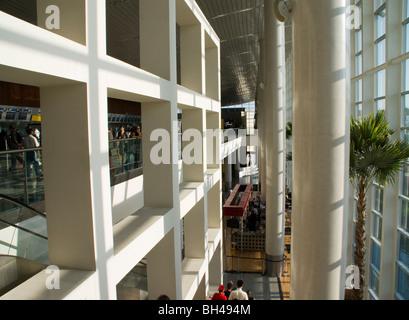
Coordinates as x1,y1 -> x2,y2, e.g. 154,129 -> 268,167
291,0 -> 350,300
264,0 -> 286,277
257,37 -> 266,202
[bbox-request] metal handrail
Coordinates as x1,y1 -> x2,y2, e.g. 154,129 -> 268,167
0,147 -> 44,205
0,192 -> 47,240
0,217 -> 47,240
0,147 -> 42,156
0,193 -> 46,218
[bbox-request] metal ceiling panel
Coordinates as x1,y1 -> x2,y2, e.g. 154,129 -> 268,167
196,0 -> 264,106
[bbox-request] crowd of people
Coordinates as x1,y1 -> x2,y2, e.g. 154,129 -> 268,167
244,195 -> 266,233
108,125 -> 143,173
210,279 -> 253,300
0,124 -> 42,179
155,279 -> 254,301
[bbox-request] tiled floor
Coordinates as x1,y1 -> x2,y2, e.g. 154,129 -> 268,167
221,272 -> 282,300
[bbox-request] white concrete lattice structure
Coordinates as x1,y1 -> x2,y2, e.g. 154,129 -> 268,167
0,0 -> 225,300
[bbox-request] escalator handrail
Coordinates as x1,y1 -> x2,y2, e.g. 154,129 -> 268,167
0,216 -> 47,240
0,146 -> 42,156
0,193 -> 46,219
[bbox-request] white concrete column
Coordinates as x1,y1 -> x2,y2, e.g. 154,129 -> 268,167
184,198 -> 205,259
206,111 -> 221,169
182,108 -> 205,182
41,84 -> 96,271
142,101 -> 174,207
257,38 -> 266,202
264,0 -> 286,277
147,229 -> 178,300
291,0 -> 350,300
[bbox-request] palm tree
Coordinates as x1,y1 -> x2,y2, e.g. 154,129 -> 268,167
349,111 -> 409,300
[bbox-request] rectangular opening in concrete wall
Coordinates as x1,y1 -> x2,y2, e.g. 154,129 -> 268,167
107,97 -> 143,186
106,0 -> 171,80
116,258 -> 148,300
176,0 -> 203,94
106,0 -> 140,68
205,32 -> 220,101
0,80 -> 45,209
0,0 -> 86,45
139,0 -> 171,80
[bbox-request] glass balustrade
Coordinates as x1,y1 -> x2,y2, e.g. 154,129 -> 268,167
0,148 -> 44,206
109,138 -> 143,185
0,194 -> 48,264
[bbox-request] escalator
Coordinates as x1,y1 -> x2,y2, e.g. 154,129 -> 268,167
0,193 -> 48,296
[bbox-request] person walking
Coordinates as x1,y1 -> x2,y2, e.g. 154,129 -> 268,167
228,280 -> 248,300
7,125 -> 24,171
22,127 -> 42,179
211,285 -> 228,301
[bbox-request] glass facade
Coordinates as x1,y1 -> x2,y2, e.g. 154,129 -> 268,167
369,184 -> 383,299
398,0 -> 409,300
353,0 -> 409,300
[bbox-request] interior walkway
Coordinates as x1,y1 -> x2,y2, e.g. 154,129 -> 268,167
211,212 -> 292,301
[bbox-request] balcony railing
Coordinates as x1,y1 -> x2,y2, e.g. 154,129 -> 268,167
0,147 -> 44,206
109,138 -> 143,186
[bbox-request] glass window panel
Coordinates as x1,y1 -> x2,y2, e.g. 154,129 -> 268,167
369,267 -> 380,297
403,130 -> 409,144
404,60 -> 409,92
405,0 -> 409,20
376,69 -> 386,98
375,8 -> 386,40
356,79 -> 362,102
356,103 -> 363,119
376,99 -> 386,112
372,212 -> 383,241
404,24 -> 409,54
398,233 -> 409,266
355,29 -> 362,53
355,54 -> 363,76
401,200 -> 409,233
396,266 -> 409,300
373,186 -> 384,213
403,165 -> 409,197
403,95 -> 409,127
375,0 -> 386,12
375,39 -> 386,66
374,187 -> 379,211
371,240 -> 382,272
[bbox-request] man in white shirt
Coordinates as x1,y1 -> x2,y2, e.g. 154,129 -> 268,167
228,280 -> 249,300
23,127 -> 42,178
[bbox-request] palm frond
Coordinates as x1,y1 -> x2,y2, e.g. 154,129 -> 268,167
350,111 -> 409,190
